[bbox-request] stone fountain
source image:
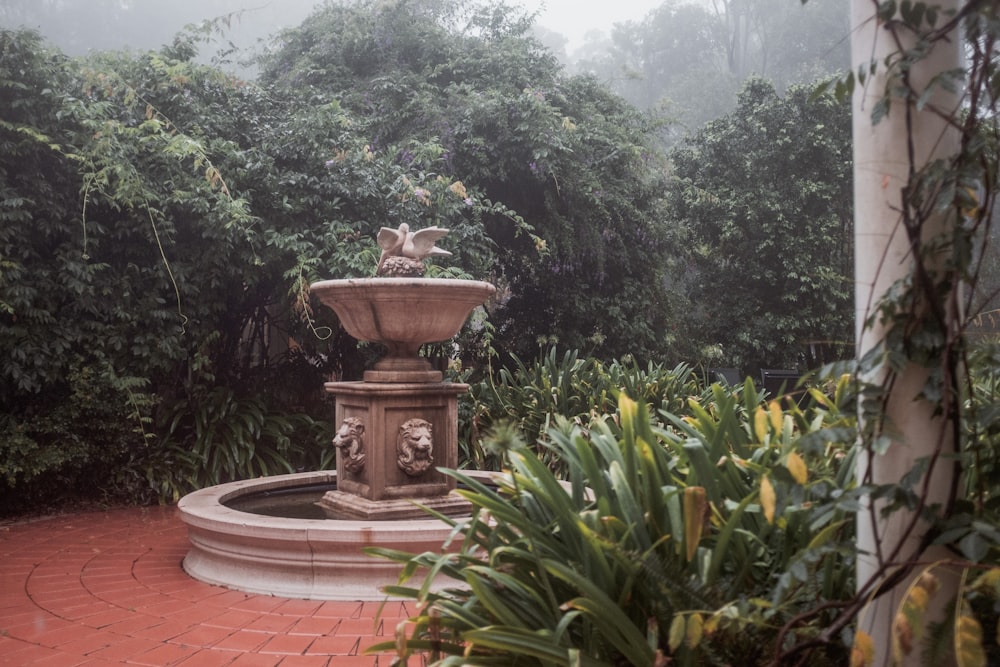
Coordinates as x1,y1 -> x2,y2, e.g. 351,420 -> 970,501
177,224 -> 495,599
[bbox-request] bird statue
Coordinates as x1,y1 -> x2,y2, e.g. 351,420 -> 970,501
376,223 -> 452,276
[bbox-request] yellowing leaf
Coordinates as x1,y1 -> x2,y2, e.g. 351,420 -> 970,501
915,571 -> 939,598
686,613 -> 703,649
668,615 -> 685,653
850,630 -> 874,667
908,585 -> 929,611
955,603 -> 986,667
786,451 -> 808,484
702,613 -> 720,637
753,406 -> 768,442
619,393 -> 638,433
893,610 -> 913,658
893,569 -> 940,660
768,400 -> 783,433
760,475 -> 776,524
971,567 -> 1000,594
684,486 -> 707,562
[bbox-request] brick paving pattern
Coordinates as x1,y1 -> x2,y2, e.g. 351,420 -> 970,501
0,507 -> 422,666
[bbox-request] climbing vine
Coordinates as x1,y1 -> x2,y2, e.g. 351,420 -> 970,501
770,2 -> 1000,665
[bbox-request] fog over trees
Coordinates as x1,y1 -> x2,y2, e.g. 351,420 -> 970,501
0,0 -> 318,65
3,0 -> 849,138
1,0 -> 860,508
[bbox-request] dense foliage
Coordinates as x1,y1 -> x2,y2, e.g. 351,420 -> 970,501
669,79 -> 854,373
0,0 -> 862,514
372,385 -> 859,666
572,0 -> 850,144
378,350 -> 1000,665
257,0 -> 677,362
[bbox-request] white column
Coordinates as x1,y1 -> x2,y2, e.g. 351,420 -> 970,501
851,1 -> 962,665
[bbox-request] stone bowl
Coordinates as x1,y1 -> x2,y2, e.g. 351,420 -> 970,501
310,278 -> 495,382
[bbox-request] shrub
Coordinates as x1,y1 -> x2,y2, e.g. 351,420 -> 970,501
371,385 -> 856,665
459,346 -> 701,472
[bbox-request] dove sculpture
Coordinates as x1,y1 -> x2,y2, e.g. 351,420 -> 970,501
376,223 -> 452,275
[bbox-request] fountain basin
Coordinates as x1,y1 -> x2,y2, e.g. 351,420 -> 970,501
310,278 -> 495,382
178,470 -> 491,600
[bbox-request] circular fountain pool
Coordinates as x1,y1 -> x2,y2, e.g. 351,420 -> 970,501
177,470 -> 485,600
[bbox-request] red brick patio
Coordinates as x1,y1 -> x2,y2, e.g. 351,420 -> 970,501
0,506 -> 420,666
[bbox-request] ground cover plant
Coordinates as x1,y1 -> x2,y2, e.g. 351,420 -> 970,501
371,383 -> 859,665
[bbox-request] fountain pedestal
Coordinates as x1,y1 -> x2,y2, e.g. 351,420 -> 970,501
317,381 -> 472,520
309,276 -> 494,522
176,230 -> 495,599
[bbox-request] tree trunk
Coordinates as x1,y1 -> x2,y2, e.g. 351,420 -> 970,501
851,0 -> 962,665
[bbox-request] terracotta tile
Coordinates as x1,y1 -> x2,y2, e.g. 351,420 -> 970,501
199,609 -> 260,630
56,600 -> 122,620
210,630 -> 270,652
271,599 -> 325,617
27,581 -> 88,596
20,649 -> 91,667
85,636 -> 162,661
258,632 -> 317,655
286,616 -> 338,637
308,657 -> 376,667
311,601 -> 364,619
82,608 -> 144,629
0,608 -> 57,632
174,648 -> 241,667
79,658 -> 134,667
131,618 -> 198,642
54,631 -> 115,656
163,603 -> 234,625
0,582 -> 31,602
170,623 -> 238,648
154,581 -> 226,602
102,613 -> 166,637
13,618 -> 93,647
225,652 -> 285,667
304,634 -> 361,656
197,589 -> 257,607
333,618 -> 380,636
242,615 -> 298,633
104,590 -> 166,610
229,596 -> 289,614
128,641 -> 201,666
134,598 -> 201,617
0,636 -> 62,665
274,656 -> 331,667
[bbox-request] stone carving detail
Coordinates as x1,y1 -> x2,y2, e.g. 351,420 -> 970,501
333,417 -> 366,474
376,224 -> 451,277
396,418 -> 435,476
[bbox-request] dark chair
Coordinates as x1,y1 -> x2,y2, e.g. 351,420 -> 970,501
707,367 -> 742,386
759,368 -> 807,405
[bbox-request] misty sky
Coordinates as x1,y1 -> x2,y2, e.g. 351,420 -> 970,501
519,0 -> 662,49
1,0 -> 666,57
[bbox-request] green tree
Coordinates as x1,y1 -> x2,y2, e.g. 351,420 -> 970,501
574,0 -> 850,145
258,0 -> 678,363
668,79 -> 853,373
0,24 -> 506,507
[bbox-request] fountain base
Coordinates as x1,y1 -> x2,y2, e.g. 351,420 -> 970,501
317,489 -> 472,520
178,470 -> 492,600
